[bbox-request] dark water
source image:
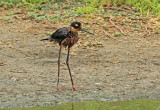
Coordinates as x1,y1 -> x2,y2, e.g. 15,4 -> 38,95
2,99 -> 160,110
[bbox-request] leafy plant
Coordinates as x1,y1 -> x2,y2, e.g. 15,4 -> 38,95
16,2 -> 23,8
20,0 -> 47,10
27,12 -> 48,20
154,29 -> 159,34
96,41 -> 102,45
6,11 -> 14,16
45,32 -> 52,35
4,17 -> 11,21
132,23 -> 140,28
0,1 -> 4,7
114,32 -> 122,37
76,6 -> 98,14
27,12 -> 36,19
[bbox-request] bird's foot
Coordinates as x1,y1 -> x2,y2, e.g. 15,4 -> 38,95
72,87 -> 79,91
56,88 -> 64,92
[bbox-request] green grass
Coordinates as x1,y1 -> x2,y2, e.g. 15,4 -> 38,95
76,0 -> 160,17
27,12 -> 48,20
0,0 -> 159,17
1,99 -> 160,110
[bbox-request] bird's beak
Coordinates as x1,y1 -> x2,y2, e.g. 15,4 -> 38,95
80,28 -> 95,35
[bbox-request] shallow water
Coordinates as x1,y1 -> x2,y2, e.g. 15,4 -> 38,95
2,99 -> 160,110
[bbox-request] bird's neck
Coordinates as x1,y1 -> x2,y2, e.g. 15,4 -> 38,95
70,31 -> 76,36
71,27 -> 78,33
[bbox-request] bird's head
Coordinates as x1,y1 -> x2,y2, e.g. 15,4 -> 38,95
71,22 -> 94,35
71,22 -> 82,32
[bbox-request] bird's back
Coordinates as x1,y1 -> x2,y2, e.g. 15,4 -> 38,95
51,27 -> 70,43
41,26 -> 79,47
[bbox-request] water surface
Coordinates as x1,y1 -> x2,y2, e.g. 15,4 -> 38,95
2,99 -> 160,110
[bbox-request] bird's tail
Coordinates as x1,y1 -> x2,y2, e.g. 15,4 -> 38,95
40,37 -> 51,41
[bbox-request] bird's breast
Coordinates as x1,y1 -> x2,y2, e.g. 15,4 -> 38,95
61,36 -> 79,48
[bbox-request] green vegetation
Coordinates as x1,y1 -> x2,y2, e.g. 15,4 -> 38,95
154,29 -> 159,34
1,99 -> 160,110
3,16 -> 12,22
6,11 -> 14,16
114,32 -> 122,37
27,12 -> 48,20
76,0 -> 101,14
76,0 -> 160,17
0,0 -> 159,17
132,23 -> 140,29
82,41 -> 102,47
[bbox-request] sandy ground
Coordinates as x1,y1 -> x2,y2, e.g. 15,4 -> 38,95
0,8 -> 160,109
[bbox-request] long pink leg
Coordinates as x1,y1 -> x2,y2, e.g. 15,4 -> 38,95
66,47 -> 79,91
56,45 -> 63,92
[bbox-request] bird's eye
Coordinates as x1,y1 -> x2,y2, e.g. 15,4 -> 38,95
75,24 -> 78,27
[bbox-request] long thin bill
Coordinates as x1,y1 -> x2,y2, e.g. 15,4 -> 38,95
80,28 -> 95,35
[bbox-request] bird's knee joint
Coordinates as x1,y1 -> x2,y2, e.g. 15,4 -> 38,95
66,61 -> 69,65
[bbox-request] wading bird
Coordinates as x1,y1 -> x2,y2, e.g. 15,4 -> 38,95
41,22 -> 94,92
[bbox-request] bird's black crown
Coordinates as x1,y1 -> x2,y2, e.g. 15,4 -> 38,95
71,22 -> 81,29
